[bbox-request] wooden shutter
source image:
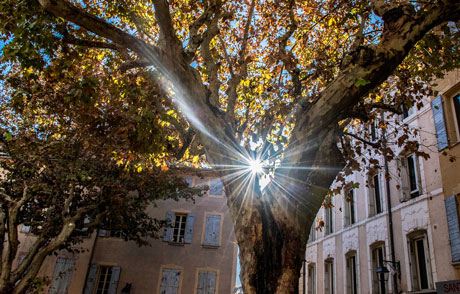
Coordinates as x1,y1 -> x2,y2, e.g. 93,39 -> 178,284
445,195 -> 460,262
184,213 -> 195,243
184,177 -> 193,187
344,193 -> 350,226
346,258 -> 352,294
107,266 -> 120,294
204,215 -> 221,246
409,239 -> 420,291
210,179 -> 223,195
160,269 -> 180,294
324,263 -> 330,294
84,264 -> 98,294
49,257 -> 75,294
163,211 -> 174,242
98,229 -> 107,237
431,96 -> 449,150
368,183 -> 376,217
398,158 -> 411,202
197,271 -> 216,294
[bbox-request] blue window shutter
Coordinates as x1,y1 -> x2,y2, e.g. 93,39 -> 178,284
184,213 -> 195,243
431,96 -> 449,150
210,179 -> 223,195
163,211 -> 174,242
98,229 -> 107,237
204,215 -> 221,246
445,195 -> 460,262
206,271 -> 216,294
84,264 -> 98,294
49,257 -> 75,294
108,266 -> 120,294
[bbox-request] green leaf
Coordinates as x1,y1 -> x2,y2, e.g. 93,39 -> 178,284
4,132 -> 12,141
354,78 -> 371,87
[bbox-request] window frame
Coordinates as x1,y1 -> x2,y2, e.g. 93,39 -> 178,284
371,243 -> 386,294
95,266 -> 113,294
324,259 -> 335,294
307,263 -> 316,294
195,268 -> 219,294
171,213 -> 188,244
344,189 -> 356,227
450,93 -> 460,142
158,266 -> 183,294
201,213 -> 223,247
209,178 -> 224,197
407,231 -> 433,291
368,173 -> 383,217
345,252 -> 358,294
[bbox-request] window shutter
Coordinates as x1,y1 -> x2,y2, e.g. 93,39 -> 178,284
21,225 -> 31,233
210,179 -> 223,195
431,96 -> 449,150
184,213 -> 195,243
163,211 -> 174,242
445,195 -> 460,262
205,272 -> 216,294
368,185 -> 376,217
84,264 -> 98,294
204,215 -> 221,246
98,229 -> 107,237
197,271 -> 206,294
344,200 -> 350,227
324,264 -> 330,294
49,258 -> 75,294
108,266 -> 120,294
399,158 -> 411,202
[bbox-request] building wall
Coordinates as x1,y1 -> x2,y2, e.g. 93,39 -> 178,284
16,173 -> 237,294
433,69 -> 460,278
301,90 -> 459,293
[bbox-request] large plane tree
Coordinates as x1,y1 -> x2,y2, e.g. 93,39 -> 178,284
1,0 -> 460,293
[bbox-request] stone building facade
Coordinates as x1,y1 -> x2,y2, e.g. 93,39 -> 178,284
300,76 -> 460,294
16,173 -> 237,294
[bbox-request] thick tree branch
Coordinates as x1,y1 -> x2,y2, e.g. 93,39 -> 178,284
12,204 -> 97,294
344,131 -> 381,148
38,0 -> 166,71
225,0 -> 256,125
152,0 -> 183,55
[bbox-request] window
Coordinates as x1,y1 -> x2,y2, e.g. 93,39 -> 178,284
83,264 -> 120,294
163,211 -> 195,244
307,222 -> 316,243
345,254 -> 357,294
172,214 -> 187,243
307,264 -> 316,294
398,155 -> 421,201
408,232 -> 433,291
184,177 -> 193,187
344,189 -> 356,227
369,174 -> 383,216
324,198 -> 333,235
370,119 -> 378,141
401,103 -> 415,120
371,244 -> 386,294
197,271 -> 217,294
49,257 -> 75,294
203,214 -> 221,246
324,259 -> 334,294
209,178 -> 223,196
20,224 -> 31,234
160,269 -> 181,294
453,94 -> 460,137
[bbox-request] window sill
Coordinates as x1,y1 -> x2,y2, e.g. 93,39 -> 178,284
407,290 -> 436,294
202,244 -> 219,249
168,242 -> 185,246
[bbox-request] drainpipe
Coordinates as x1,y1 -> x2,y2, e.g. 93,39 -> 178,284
382,118 -> 399,294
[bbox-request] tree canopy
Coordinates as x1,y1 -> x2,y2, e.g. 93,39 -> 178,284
1,0 -> 460,293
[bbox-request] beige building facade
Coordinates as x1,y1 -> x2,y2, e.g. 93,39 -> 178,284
16,173 -> 237,294
300,79 -> 460,294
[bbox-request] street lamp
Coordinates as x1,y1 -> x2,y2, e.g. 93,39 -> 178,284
376,260 -> 401,293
